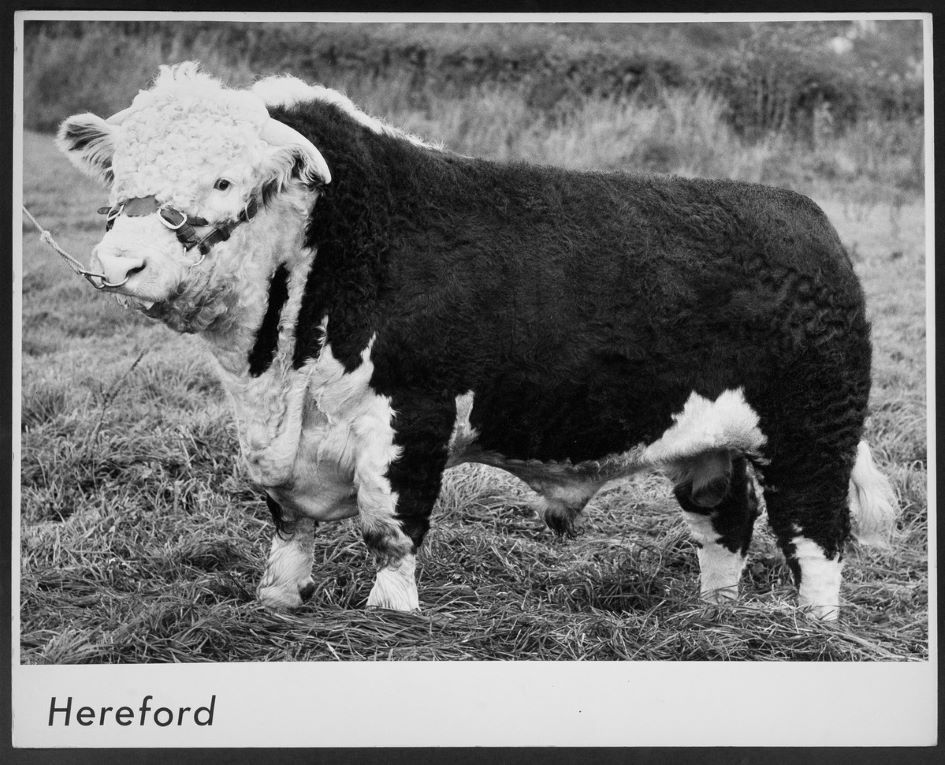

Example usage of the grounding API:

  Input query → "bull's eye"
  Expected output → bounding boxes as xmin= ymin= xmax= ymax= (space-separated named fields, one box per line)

xmin=213 ymin=178 xmax=233 ymax=191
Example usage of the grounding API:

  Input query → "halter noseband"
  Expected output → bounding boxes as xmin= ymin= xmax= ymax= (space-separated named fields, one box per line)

xmin=97 ymin=195 xmax=259 ymax=260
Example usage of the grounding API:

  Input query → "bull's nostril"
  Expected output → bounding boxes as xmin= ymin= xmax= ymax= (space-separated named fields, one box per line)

xmin=92 ymin=251 xmax=147 ymax=287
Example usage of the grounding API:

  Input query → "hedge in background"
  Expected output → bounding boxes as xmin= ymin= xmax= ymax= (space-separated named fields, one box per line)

xmin=24 ymin=20 xmax=923 ymax=139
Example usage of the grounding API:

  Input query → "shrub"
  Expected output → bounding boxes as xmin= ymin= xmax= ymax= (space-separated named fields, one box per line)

xmin=703 ymin=23 xmax=923 ymax=140
xmin=25 ymin=20 xmax=922 ymax=138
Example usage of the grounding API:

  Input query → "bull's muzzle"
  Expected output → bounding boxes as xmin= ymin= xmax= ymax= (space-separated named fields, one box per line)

xmin=89 ymin=247 xmax=145 ymax=289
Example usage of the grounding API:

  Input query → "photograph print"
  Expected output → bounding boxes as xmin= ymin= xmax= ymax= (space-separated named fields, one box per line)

xmin=17 ymin=15 xmax=929 ymax=671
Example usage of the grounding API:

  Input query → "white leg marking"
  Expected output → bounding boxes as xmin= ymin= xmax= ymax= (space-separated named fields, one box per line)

xmin=367 ymin=554 xmax=419 ymax=611
xmin=256 ymin=517 xmax=317 ymax=611
xmin=683 ymin=511 xmax=746 ymax=603
xmin=792 ymin=536 xmax=842 ymax=621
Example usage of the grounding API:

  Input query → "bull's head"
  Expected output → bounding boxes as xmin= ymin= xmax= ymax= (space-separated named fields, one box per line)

xmin=56 ymin=62 xmax=330 ymax=333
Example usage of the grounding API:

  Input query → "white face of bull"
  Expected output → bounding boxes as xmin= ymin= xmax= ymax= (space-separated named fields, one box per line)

xmin=56 ymin=63 xmax=330 ymax=331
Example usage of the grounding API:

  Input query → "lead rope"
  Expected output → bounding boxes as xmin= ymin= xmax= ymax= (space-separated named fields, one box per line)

xmin=21 ymin=205 xmax=127 ymax=289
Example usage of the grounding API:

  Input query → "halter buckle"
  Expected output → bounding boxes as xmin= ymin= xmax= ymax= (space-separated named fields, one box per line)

xmin=158 ymin=205 xmax=187 ymax=230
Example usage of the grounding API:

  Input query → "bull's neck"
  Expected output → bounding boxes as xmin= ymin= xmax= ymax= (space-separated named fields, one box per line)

xmin=198 ymin=190 xmax=316 ymax=384
xmin=273 ymin=108 xmax=443 ymax=371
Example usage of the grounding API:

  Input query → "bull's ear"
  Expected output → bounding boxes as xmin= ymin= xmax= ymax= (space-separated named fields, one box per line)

xmin=56 ymin=113 xmax=115 ymax=186
xmin=258 ymin=118 xmax=331 ymax=203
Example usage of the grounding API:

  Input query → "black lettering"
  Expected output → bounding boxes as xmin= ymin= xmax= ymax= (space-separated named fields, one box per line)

xmin=48 ymin=696 xmax=72 ymax=726
xmin=194 ymin=695 xmax=216 ymax=726
xmin=139 ymin=695 xmax=153 ymax=725
xmin=46 ymin=696 xmax=216 ymax=728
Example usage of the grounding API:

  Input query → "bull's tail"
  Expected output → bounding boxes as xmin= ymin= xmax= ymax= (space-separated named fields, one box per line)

xmin=848 ymin=440 xmax=899 ymax=546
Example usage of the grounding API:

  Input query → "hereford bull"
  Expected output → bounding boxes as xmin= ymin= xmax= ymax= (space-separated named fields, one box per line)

xmin=57 ymin=62 xmax=897 ymax=621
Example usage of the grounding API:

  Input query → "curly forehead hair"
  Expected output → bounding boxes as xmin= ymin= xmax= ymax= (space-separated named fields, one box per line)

xmin=154 ymin=61 xmax=214 ymax=87
xmin=109 ymin=63 xmax=271 ymax=204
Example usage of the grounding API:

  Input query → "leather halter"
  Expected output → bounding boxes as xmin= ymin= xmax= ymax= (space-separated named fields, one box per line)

xmin=97 ymin=195 xmax=259 ymax=257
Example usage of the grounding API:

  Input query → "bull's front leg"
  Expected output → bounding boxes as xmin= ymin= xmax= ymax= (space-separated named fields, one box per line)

xmin=356 ymin=395 xmax=455 ymax=611
xmin=358 ymin=476 xmax=420 ymax=611
xmin=256 ymin=495 xmax=317 ymax=610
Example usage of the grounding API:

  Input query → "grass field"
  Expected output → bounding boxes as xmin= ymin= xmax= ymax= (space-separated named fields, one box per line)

xmin=18 ymin=61 xmax=928 ymax=662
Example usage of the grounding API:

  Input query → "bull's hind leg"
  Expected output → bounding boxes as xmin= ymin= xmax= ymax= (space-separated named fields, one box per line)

xmin=674 ymin=454 xmax=761 ymax=603
xmin=256 ymin=495 xmax=318 ymax=610
xmin=762 ymin=454 xmax=855 ymax=621
xmin=759 ymin=365 xmax=868 ymax=621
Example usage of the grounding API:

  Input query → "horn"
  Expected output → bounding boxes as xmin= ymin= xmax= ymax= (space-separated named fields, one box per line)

xmin=106 ymin=106 xmax=134 ymax=125
xmin=260 ymin=118 xmax=331 ymax=185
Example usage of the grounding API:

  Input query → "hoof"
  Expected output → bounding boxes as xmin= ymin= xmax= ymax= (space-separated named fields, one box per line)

xmin=799 ymin=603 xmax=840 ymax=621
xmin=366 ymin=565 xmax=419 ymax=612
xmin=366 ymin=602 xmax=420 ymax=613
xmin=366 ymin=587 xmax=419 ymax=612
xmin=700 ymin=585 xmax=738 ymax=605
xmin=257 ymin=577 xmax=316 ymax=611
